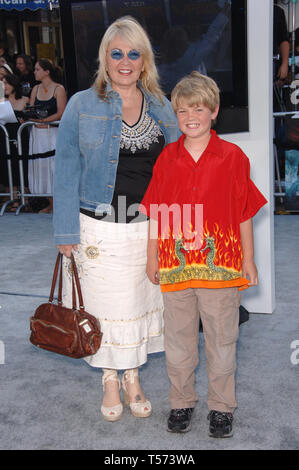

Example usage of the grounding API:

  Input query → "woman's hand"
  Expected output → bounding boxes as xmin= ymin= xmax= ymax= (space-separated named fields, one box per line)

xmin=146 ymin=257 xmax=160 ymax=285
xmin=56 ymin=244 xmax=78 ymax=258
xmin=32 ymin=118 xmax=48 ymax=129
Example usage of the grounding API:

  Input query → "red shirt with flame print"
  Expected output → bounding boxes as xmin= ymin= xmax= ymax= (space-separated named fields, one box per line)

xmin=140 ymin=130 xmax=267 ymax=293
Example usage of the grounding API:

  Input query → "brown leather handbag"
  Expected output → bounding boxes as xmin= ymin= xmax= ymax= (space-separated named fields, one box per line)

xmin=30 ymin=253 xmax=103 ymax=358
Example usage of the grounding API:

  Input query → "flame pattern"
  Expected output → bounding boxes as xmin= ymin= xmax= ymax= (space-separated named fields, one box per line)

xmin=159 ymin=220 xmax=243 ymax=284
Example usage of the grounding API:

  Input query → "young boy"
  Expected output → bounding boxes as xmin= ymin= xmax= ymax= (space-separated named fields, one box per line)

xmin=140 ymin=72 xmax=267 ymax=437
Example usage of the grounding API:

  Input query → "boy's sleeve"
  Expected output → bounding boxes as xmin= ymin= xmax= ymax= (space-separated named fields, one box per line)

xmin=237 ymin=152 xmax=267 ymax=223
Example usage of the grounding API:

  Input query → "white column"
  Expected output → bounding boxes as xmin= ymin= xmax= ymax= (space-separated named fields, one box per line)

xmin=220 ymin=0 xmax=275 ymax=313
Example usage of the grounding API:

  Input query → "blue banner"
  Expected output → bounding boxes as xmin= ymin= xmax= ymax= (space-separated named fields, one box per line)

xmin=0 ymin=0 xmax=59 ymax=10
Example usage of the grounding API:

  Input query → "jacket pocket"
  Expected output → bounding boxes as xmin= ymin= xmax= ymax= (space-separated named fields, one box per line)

xmin=79 ymin=114 xmax=107 ymax=150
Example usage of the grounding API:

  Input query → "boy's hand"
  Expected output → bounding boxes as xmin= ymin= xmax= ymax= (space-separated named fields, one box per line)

xmin=146 ymin=258 xmax=160 ymax=285
xmin=242 ymin=259 xmax=258 ymax=286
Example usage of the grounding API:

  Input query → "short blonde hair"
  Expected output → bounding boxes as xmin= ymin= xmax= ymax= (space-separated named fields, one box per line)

xmin=94 ymin=16 xmax=164 ymax=102
xmin=171 ymin=71 xmax=220 ymax=113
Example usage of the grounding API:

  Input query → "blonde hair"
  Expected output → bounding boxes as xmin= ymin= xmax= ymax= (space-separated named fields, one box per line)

xmin=171 ymin=71 xmax=220 ymax=113
xmin=94 ymin=16 xmax=164 ymax=102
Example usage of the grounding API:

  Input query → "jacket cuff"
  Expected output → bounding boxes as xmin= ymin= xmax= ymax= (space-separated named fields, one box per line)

xmin=54 ymin=234 xmax=80 ymax=246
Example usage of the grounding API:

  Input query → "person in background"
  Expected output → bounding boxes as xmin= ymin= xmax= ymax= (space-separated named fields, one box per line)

xmin=53 ymin=16 xmax=180 ymax=423
xmin=273 ymin=1 xmax=290 ymax=83
xmin=0 ymin=63 xmax=13 ymax=81
xmin=293 ymin=28 xmax=299 ymax=78
xmin=0 ymin=43 xmax=12 ymax=67
xmin=15 ymin=54 xmax=37 ymax=97
xmin=28 ymin=59 xmax=67 ymax=213
xmin=0 ymin=74 xmax=29 ymax=210
xmin=3 ymin=74 xmax=29 ymax=110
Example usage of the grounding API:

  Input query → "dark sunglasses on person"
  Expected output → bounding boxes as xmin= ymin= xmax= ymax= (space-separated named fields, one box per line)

xmin=110 ymin=49 xmax=141 ymax=61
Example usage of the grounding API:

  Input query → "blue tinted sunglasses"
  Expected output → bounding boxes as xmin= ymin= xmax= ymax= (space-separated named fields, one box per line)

xmin=110 ymin=48 xmax=141 ymax=61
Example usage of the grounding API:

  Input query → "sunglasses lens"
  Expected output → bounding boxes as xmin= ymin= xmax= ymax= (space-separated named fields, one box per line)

xmin=127 ymin=50 xmax=141 ymax=60
xmin=110 ymin=49 xmax=124 ymax=60
xmin=110 ymin=49 xmax=141 ymax=60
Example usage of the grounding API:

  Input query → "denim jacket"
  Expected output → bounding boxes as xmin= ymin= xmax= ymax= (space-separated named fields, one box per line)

xmin=53 ymin=85 xmax=180 ymax=245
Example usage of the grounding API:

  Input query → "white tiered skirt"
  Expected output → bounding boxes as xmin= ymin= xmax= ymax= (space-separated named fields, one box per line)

xmin=28 ymin=126 xmax=58 ymax=195
xmin=62 ymin=213 xmax=164 ymax=369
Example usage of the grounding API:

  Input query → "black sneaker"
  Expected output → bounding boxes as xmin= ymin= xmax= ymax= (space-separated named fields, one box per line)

xmin=207 ymin=410 xmax=233 ymax=438
xmin=167 ymin=408 xmax=194 ymax=433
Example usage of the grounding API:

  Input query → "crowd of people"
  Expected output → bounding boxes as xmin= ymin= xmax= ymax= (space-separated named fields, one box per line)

xmin=0 ymin=51 xmax=66 ymax=213
xmin=0 ymin=0 xmax=294 ymax=214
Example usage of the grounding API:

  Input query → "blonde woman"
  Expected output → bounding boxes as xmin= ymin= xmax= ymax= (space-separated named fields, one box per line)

xmin=54 ymin=16 xmax=180 ymax=422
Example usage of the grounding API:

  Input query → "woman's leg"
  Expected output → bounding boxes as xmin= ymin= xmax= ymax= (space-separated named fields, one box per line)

xmin=122 ymin=368 xmax=147 ymax=403
xmin=101 ymin=368 xmax=123 ymax=421
xmin=122 ymin=368 xmax=152 ymax=417
xmin=39 ymin=196 xmax=53 ymax=213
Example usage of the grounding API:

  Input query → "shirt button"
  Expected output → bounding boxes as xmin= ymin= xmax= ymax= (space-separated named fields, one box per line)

xmin=110 ymin=160 xmax=116 ymax=163
xmin=107 ymin=184 xmax=113 ymax=188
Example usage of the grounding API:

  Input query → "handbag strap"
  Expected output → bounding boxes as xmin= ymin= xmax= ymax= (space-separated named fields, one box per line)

xmin=48 ymin=252 xmax=85 ymax=311
xmin=70 ymin=253 xmax=85 ymax=311
xmin=58 ymin=255 xmax=63 ymax=305
xmin=49 ymin=252 xmax=61 ymax=303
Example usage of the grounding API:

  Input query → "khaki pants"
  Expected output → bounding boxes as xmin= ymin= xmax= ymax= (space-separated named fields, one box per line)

xmin=163 ymin=287 xmax=242 ymax=413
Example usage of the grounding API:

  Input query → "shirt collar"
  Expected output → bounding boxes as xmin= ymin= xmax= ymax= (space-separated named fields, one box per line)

xmin=178 ymin=129 xmax=223 ymax=159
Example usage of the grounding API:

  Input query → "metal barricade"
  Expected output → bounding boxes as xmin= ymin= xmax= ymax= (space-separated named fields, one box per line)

xmin=16 ymin=121 xmax=60 ymax=215
xmin=0 ymin=124 xmax=17 ymax=216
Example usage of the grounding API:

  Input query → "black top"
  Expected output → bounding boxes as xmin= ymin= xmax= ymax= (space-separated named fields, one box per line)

xmin=109 ymin=133 xmax=165 ymax=223
xmin=273 ymin=5 xmax=289 ymax=55
xmin=81 ymin=95 xmax=165 ymax=223
xmin=34 ymin=85 xmax=58 ymax=117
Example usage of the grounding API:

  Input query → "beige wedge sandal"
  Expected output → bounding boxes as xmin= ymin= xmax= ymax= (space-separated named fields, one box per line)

xmin=121 ymin=369 xmax=152 ymax=418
